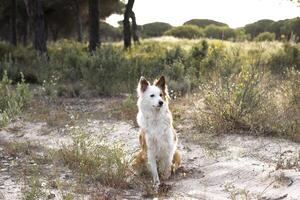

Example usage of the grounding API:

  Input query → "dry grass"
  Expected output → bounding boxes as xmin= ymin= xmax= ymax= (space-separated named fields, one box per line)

xmin=54 ymin=127 xmax=131 ymax=189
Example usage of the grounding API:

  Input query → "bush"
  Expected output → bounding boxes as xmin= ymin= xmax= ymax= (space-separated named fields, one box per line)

xmin=204 ymin=25 xmax=236 ymax=40
xmin=194 ymin=62 xmax=299 ymax=138
xmin=0 ymin=41 xmax=13 ymax=59
xmin=164 ymin=25 xmax=204 ymax=39
xmin=141 ymin=22 xmax=172 ymax=38
xmin=194 ymin=64 xmax=269 ymax=134
xmin=254 ymin=32 xmax=276 ymax=41
xmin=0 ymin=71 xmax=31 ymax=127
xmin=269 ymin=43 xmax=300 ymax=74
xmin=81 ymin=45 xmax=128 ymax=95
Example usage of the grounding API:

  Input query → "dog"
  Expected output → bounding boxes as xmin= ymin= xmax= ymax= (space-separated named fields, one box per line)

xmin=132 ymin=76 xmax=181 ymax=187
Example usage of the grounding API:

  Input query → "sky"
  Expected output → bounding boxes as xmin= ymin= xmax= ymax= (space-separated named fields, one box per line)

xmin=106 ymin=0 xmax=300 ymax=28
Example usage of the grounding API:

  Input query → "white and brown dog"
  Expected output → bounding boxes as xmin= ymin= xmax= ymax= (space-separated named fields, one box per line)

xmin=132 ymin=76 xmax=181 ymax=187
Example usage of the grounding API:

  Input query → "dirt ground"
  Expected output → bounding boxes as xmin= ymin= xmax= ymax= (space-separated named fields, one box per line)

xmin=0 ymin=97 xmax=299 ymax=200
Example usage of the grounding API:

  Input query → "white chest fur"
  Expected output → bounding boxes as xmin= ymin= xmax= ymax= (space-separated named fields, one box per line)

xmin=137 ymin=109 xmax=176 ymax=159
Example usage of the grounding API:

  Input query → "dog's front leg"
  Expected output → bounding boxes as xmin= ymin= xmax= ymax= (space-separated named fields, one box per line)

xmin=147 ymin=150 xmax=160 ymax=187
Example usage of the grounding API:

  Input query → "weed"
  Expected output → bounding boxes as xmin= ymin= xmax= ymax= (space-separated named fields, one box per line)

xmin=56 ymin=127 xmax=130 ymax=188
xmin=0 ymin=71 xmax=31 ymax=127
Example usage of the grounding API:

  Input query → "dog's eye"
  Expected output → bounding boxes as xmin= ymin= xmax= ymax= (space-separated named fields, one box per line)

xmin=160 ymin=93 xmax=163 ymax=97
xmin=150 ymin=94 xmax=155 ymax=97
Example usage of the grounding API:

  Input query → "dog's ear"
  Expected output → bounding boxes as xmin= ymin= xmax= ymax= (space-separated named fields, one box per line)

xmin=155 ymin=76 xmax=166 ymax=91
xmin=137 ymin=76 xmax=149 ymax=95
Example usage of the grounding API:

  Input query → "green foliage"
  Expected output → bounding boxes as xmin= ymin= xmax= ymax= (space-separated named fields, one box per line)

xmin=234 ymin=28 xmax=250 ymax=41
xmin=245 ymin=18 xmax=300 ymax=41
xmin=0 ymin=0 xmax=124 ymax=42
xmin=81 ymin=45 xmax=128 ymax=95
xmin=244 ymin=19 xmax=274 ymax=39
xmin=0 ymin=71 xmax=31 ymax=127
xmin=269 ymin=43 xmax=300 ymax=74
xmin=184 ymin=19 xmax=228 ymax=28
xmin=0 ymin=41 xmax=13 ymax=58
xmin=100 ymin=21 xmax=122 ymax=41
xmin=164 ymin=25 xmax=204 ymax=39
xmin=254 ymin=32 xmax=275 ymax=41
xmin=204 ymin=25 xmax=236 ymax=40
xmin=141 ymin=22 xmax=172 ymax=38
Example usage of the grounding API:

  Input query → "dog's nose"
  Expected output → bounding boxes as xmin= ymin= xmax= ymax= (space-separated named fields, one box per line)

xmin=159 ymin=101 xmax=163 ymax=106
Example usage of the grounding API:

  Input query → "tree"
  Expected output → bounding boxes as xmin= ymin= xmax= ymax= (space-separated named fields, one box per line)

xmin=141 ymin=22 xmax=172 ymax=38
xmin=130 ymin=10 xmax=139 ymax=44
xmin=0 ymin=0 xmax=124 ymax=44
xmin=74 ymin=0 xmax=83 ymax=42
xmin=33 ymin=0 xmax=47 ymax=54
xmin=89 ymin=0 xmax=100 ymax=52
xmin=244 ymin=19 xmax=274 ymax=39
xmin=123 ymin=0 xmax=134 ymax=49
xmin=184 ymin=19 xmax=228 ymax=28
xmin=254 ymin=32 xmax=275 ymax=41
xmin=11 ymin=0 xmax=17 ymax=46
xmin=164 ymin=25 xmax=204 ymax=39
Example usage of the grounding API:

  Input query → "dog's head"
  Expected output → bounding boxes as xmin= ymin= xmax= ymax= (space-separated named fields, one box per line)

xmin=137 ymin=76 xmax=169 ymax=111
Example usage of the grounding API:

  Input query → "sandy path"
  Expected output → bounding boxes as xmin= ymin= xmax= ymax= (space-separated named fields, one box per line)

xmin=0 ymin=98 xmax=299 ymax=200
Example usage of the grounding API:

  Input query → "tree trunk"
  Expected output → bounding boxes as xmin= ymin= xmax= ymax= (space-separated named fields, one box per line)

xmin=11 ymin=0 xmax=17 ymax=46
xmin=123 ymin=0 xmax=134 ymax=49
xmin=74 ymin=0 xmax=83 ymax=42
xmin=89 ymin=0 xmax=100 ymax=52
xmin=33 ymin=0 xmax=47 ymax=55
xmin=23 ymin=0 xmax=33 ymax=45
xmin=22 ymin=12 xmax=29 ymax=45
xmin=130 ymin=10 xmax=139 ymax=44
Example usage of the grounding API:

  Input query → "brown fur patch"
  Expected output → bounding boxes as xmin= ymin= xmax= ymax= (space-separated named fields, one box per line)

xmin=154 ymin=76 xmax=169 ymax=101
xmin=139 ymin=77 xmax=149 ymax=93
xmin=132 ymin=129 xmax=148 ymax=173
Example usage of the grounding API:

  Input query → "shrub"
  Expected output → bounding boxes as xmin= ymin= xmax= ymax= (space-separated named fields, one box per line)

xmin=194 ymin=64 xmax=269 ymax=134
xmin=269 ymin=43 xmax=300 ymax=74
xmin=204 ymin=25 xmax=236 ymax=40
xmin=163 ymin=25 xmax=204 ymax=39
xmin=274 ymin=68 xmax=300 ymax=139
xmin=254 ymin=32 xmax=276 ymax=41
xmin=141 ymin=22 xmax=172 ymax=38
xmin=0 ymin=71 xmax=31 ymax=127
xmin=0 ymin=41 xmax=13 ymax=59
xmin=81 ymin=45 xmax=129 ymax=95
xmin=194 ymin=63 xmax=299 ymax=138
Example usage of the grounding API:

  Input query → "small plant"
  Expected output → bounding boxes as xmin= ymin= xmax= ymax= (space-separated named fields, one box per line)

xmin=224 ymin=183 xmax=253 ymax=200
xmin=42 ymin=74 xmax=59 ymax=100
xmin=56 ymin=126 xmax=130 ymax=188
xmin=22 ymin=175 xmax=46 ymax=200
xmin=0 ymin=71 xmax=31 ymax=127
